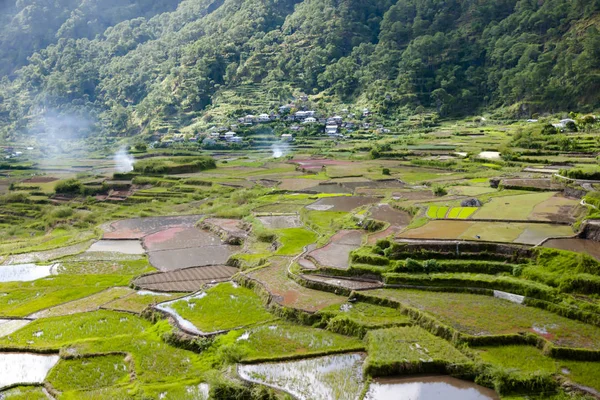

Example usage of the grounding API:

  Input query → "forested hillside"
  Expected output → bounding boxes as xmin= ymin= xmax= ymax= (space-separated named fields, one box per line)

xmin=0 ymin=0 xmax=599 ymax=140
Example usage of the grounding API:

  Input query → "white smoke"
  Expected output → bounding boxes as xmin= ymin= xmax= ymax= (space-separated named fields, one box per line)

xmin=114 ymin=146 xmax=134 ymax=172
xmin=271 ymin=142 xmax=290 ymax=158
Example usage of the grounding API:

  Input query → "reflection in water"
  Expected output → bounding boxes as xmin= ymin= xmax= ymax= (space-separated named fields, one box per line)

xmin=239 ymin=353 xmax=365 ymax=400
xmin=0 ymin=353 xmax=60 ymax=389
xmin=0 ymin=263 xmax=55 ymax=282
xmin=543 ymin=238 xmax=600 ymax=261
xmin=364 ymin=376 xmax=500 ymax=400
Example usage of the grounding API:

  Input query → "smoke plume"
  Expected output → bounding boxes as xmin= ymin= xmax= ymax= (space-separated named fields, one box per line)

xmin=114 ymin=146 xmax=134 ymax=172
xmin=271 ymin=142 xmax=290 ymax=158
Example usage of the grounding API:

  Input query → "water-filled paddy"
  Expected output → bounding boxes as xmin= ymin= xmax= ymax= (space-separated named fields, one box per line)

xmin=87 ymin=240 xmax=145 ymax=254
xmin=0 ymin=353 xmax=59 ymax=389
xmin=543 ymin=238 xmax=600 ymax=260
xmin=0 ymin=263 xmax=55 ymax=282
xmin=238 ymin=353 xmax=365 ymax=400
xmin=364 ymin=376 xmax=500 ymax=400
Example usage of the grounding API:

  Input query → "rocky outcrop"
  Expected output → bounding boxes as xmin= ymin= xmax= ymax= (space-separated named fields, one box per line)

xmin=579 ymin=221 xmax=600 ymax=242
xmin=461 ymin=198 xmax=482 ymax=207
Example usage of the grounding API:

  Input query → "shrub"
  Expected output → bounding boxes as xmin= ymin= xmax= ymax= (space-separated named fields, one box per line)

xmin=382 ymin=168 xmax=390 ymax=175
xmin=54 ymin=179 xmax=84 ymax=195
xmin=541 ymin=124 xmax=558 ymax=135
xmin=432 ymin=185 xmax=447 ymax=197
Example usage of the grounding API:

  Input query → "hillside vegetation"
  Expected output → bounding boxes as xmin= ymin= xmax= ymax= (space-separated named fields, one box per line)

xmin=0 ymin=0 xmax=599 ymax=140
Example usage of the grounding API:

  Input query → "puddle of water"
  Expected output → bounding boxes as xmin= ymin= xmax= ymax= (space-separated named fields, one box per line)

xmin=532 ymin=324 xmax=557 ymax=335
xmin=0 ymin=320 xmax=31 ymax=337
xmin=137 ymin=290 xmax=172 ymax=297
xmin=493 ymin=290 xmax=525 ymax=305
xmin=87 ymin=240 xmax=145 ymax=255
xmin=0 ymin=353 xmax=60 ymax=389
xmin=155 ymin=292 xmax=208 ymax=335
xmin=0 ymin=264 xmax=55 ymax=282
xmin=238 ymin=353 xmax=365 ymax=400
xmin=478 ymin=152 xmax=501 ymax=160
xmin=364 ymin=376 xmax=500 ymax=400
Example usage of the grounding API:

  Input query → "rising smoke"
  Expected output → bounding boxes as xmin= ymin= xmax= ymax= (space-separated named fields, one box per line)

xmin=114 ymin=146 xmax=135 ymax=172
xmin=271 ymin=142 xmax=290 ymax=158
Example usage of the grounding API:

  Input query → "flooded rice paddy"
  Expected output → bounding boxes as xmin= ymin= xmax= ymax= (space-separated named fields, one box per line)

xmin=0 ymin=263 xmax=56 ymax=282
xmin=238 ymin=353 xmax=365 ymax=400
xmin=364 ymin=376 xmax=500 ymax=400
xmin=0 ymin=320 xmax=32 ymax=337
xmin=155 ymin=292 xmax=208 ymax=335
xmin=0 ymin=353 xmax=60 ymax=388
xmin=542 ymin=238 xmax=600 ymax=260
xmin=87 ymin=240 xmax=145 ymax=254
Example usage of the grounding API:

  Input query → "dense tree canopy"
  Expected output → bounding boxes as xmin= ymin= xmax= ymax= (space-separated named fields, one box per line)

xmin=0 ymin=0 xmax=599 ymax=140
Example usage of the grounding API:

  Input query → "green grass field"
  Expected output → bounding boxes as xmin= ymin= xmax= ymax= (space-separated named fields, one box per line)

xmin=368 ymin=289 xmax=600 ymax=349
xmin=168 ymin=283 xmax=275 ymax=333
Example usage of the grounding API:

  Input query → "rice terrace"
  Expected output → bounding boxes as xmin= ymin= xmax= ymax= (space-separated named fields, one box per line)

xmin=1 ymin=0 xmax=600 ymax=397
xmin=1 ymin=114 xmax=600 ymax=400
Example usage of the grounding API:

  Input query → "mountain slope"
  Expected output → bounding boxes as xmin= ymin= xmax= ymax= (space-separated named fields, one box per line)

xmin=0 ymin=0 xmax=599 ymax=140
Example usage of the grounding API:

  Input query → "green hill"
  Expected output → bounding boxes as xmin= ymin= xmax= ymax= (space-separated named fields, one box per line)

xmin=0 ymin=0 xmax=599 ymax=140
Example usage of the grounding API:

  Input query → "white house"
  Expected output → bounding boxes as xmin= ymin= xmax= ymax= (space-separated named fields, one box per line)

xmin=325 ymin=124 xmax=338 ymax=135
xmin=224 ymin=131 xmax=237 ymax=139
xmin=243 ymin=115 xmax=256 ymax=124
xmin=281 ymin=134 xmax=293 ymax=141
xmin=258 ymin=113 xmax=270 ymax=122
xmin=332 ymin=115 xmax=343 ymax=124
xmin=229 ymin=136 xmax=243 ymax=143
xmin=303 ymin=117 xmax=317 ymax=124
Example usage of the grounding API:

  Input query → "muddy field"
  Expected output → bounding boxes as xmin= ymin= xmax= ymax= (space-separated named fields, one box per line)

xmin=143 ymin=227 xmax=223 ymax=251
xmin=257 ymin=215 xmax=302 ymax=229
xmin=306 ymin=196 xmax=377 ymax=212
xmin=307 ymin=230 xmax=363 ymax=270
xmin=103 ymin=215 xmax=202 ymax=239
xmin=369 ymin=204 xmax=412 ymax=226
xmin=247 ymin=257 xmax=345 ymax=312
xmin=134 ymin=266 xmax=239 ymax=292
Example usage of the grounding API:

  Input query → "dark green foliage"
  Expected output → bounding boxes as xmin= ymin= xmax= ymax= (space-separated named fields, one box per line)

xmin=559 ymin=168 xmax=600 ymax=180
xmin=54 ymin=179 xmax=84 ymax=195
xmin=1 ymin=0 xmax=600 ymax=140
xmin=133 ymin=157 xmax=216 ymax=175
xmin=541 ymin=124 xmax=558 ymax=135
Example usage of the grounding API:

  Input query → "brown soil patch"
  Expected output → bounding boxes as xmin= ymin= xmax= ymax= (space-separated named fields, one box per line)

xmin=306 ymin=196 xmax=377 ymax=212
xmin=148 ymin=245 xmax=237 ymax=271
xmin=143 ymin=227 xmax=223 ymax=251
xmin=399 ymin=220 xmax=473 ymax=240
xmin=307 ymin=230 xmax=363 ymax=270
xmin=392 ymin=191 xmax=435 ymax=201
xmin=369 ymin=204 xmax=412 ymax=226
xmin=22 ymin=177 xmax=58 ymax=184
xmin=279 ymin=179 xmax=324 ymax=191
xmin=247 ymin=258 xmax=345 ymax=312
xmin=103 ymin=215 xmax=201 ymax=239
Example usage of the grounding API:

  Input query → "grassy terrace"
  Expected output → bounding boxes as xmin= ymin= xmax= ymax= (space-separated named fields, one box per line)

xmin=476 ymin=345 xmax=600 ymax=392
xmin=168 ymin=283 xmax=275 ymax=333
xmin=364 ymin=326 xmax=471 ymax=376
xmin=366 ymin=288 xmax=600 ymax=349
xmin=218 ymin=322 xmax=364 ymax=362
